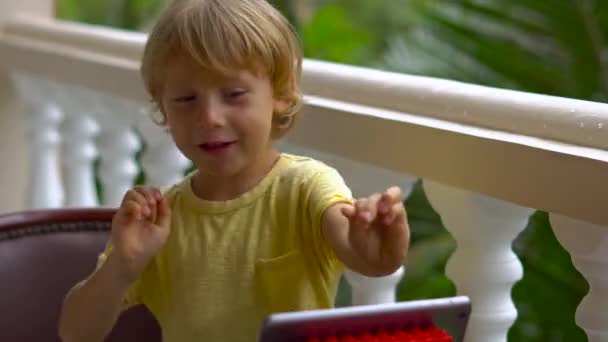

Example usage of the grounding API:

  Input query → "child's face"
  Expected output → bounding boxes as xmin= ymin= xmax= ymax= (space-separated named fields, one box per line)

xmin=161 ymin=54 xmax=284 ymax=177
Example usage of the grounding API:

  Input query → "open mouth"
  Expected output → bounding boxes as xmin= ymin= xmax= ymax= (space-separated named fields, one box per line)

xmin=198 ymin=141 xmax=236 ymax=154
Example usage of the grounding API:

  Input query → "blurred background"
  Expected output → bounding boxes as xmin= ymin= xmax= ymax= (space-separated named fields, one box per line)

xmin=55 ymin=1 xmax=607 ymax=340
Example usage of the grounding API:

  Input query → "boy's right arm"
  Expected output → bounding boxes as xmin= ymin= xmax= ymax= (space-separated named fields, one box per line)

xmin=58 ymin=253 xmax=133 ymax=342
xmin=59 ymin=186 xmax=171 ymax=342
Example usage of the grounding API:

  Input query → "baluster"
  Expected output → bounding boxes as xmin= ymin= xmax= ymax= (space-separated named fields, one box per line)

xmin=61 ymin=113 xmax=100 ymax=207
xmin=345 ymin=267 xmax=405 ymax=305
xmin=51 ymin=84 xmax=101 ymax=207
xmin=96 ymin=95 xmax=141 ymax=206
xmin=424 ymin=181 xmax=533 ymax=342
xmin=12 ymin=74 xmax=65 ymax=208
xmin=550 ymin=215 xmax=608 ymax=341
xmin=26 ymin=103 xmax=64 ymax=208
xmin=137 ymin=114 xmax=190 ymax=187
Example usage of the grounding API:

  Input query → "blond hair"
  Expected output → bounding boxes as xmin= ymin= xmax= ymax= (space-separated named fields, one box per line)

xmin=141 ymin=0 xmax=303 ymax=138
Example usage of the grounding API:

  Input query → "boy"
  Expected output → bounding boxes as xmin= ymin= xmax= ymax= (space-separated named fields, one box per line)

xmin=59 ymin=0 xmax=409 ymax=341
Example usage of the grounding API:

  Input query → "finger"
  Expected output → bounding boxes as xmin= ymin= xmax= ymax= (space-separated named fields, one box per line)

xmin=359 ymin=194 xmax=382 ymax=223
xmin=383 ymin=202 xmax=406 ymax=226
xmin=133 ymin=186 xmax=158 ymax=206
xmin=348 ymin=207 xmax=369 ymax=235
xmin=123 ymin=200 xmax=144 ymax=222
xmin=134 ymin=186 xmax=162 ymax=221
xmin=155 ymin=194 xmax=171 ymax=228
xmin=354 ymin=198 xmax=371 ymax=223
xmin=153 ymin=187 xmax=163 ymax=202
xmin=340 ymin=203 xmax=356 ymax=218
xmin=379 ymin=187 xmax=402 ymax=213
xmin=366 ymin=193 xmax=382 ymax=222
xmin=383 ymin=202 xmax=410 ymax=250
xmin=124 ymin=189 xmax=151 ymax=217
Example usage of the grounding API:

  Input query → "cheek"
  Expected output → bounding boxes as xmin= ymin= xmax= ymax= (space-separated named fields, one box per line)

xmin=250 ymin=109 xmax=274 ymax=135
xmin=166 ymin=124 xmax=183 ymax=145
xmin=234 ymin=102 xmax=273 ymax=129
xmin=165 ymin=108 xmax=191 ymax=128
xmin=165 ymin=114 xmax=190 ymax=141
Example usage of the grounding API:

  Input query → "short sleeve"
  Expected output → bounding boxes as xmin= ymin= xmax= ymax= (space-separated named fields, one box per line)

xmin=305 ymin=166 xmax=354 ymax=270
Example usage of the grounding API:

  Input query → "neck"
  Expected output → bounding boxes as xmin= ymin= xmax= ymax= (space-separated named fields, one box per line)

xmin=191 ymin=148 xmax=280 ymax=201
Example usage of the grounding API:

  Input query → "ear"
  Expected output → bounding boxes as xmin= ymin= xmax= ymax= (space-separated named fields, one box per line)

xmin=273 ymin=97 xmax=291 ymax=115
xmin=155 ymin=99 xmax=170 ymax=126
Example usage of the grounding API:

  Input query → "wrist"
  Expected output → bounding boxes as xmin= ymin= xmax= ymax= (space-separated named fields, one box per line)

xmin=103 ymin=253 xmax=140 ymax=287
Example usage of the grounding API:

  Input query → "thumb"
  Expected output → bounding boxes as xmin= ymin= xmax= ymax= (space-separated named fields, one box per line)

xmin=340 ymin=203 xmax=356 ymax=218
xmin=122 ymin=201 xmax=143 ymax=224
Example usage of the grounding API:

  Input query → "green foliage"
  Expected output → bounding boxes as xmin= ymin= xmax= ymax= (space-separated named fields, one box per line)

xmin=384 ymin=0 xmax=608 ymax=102
xmin=511 ymin=212 xmax=588 ymax=341
xmin=302 ymin=5 xmax=371 ymax=64
xmin=315 ymin=0 xmax=412 ymax=66
xmin=56 ymin=0 xmax=164 ymax=30
xmin=268 ymin=0 xmax=301 ymax=32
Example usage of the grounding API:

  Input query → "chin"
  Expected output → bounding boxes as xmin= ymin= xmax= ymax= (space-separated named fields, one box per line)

xmin=196 ymin=160 xmax=243 ymax=178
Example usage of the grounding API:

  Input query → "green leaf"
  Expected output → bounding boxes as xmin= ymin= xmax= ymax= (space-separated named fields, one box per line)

xmin=386 ymin=0 xmax=608 ymax=101
xmin=56 ymin=0 xmax=165 ymax=30
xmin=303 ymin=5 xmax=371 ymax=64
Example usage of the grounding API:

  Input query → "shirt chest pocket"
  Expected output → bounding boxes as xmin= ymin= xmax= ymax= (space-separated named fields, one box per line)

xmin=254 ymin=250 xmax=317 ymax=314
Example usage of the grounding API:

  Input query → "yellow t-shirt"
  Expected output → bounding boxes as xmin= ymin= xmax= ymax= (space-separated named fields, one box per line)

xmin=99 ymin=154 xmax=353 ymax=341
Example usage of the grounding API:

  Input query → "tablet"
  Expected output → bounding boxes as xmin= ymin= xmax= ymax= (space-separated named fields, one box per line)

xmin=258 ymin=296 xmax=471 ymax=342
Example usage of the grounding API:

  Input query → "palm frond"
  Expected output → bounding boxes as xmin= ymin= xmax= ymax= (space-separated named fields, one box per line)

xmin=385 ymin=0 xmax=608 ymax=101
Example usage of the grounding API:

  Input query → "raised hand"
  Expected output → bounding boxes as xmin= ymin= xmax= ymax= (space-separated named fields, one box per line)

xmin=341 ymin=186 xmax=410 ymax=275
xmin=110 ymin=186 xmax=171 ymax=282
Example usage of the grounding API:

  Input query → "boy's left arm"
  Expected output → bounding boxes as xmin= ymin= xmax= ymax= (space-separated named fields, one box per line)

xmin=322 ymin=186 xmax=410 ymax=277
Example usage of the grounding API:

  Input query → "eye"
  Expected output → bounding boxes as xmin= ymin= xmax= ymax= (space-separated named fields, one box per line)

xmin=173 ymin=95 xmax=196 ymax=103
xmin=224 ymin=89 xmax=247 ymax=100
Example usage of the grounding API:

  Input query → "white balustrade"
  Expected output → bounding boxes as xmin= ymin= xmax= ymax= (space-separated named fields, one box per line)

xmin=424 ymin=181 xmax=533 ymax=342
xmin=95 ymin=94 xmax=142 ymax=206
xmin=137 ymin=114 xmax=191 ymax=188
xmin=550 ymin=215 xmax=608 ymax=342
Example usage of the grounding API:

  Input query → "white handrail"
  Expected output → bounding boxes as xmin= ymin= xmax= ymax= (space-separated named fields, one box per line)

xmin=302 ymin=60 xmax=608 ymax=150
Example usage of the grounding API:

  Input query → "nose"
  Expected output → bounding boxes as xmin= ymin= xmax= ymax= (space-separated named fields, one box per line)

xmin=196 ymin=96 xmax=226 ymax=128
